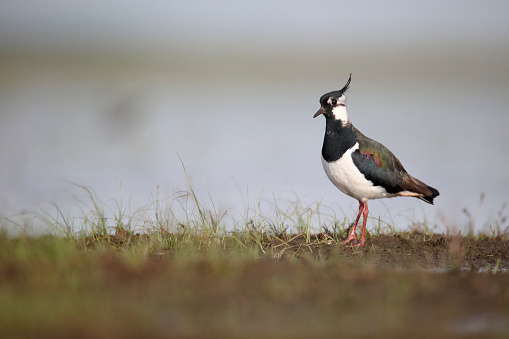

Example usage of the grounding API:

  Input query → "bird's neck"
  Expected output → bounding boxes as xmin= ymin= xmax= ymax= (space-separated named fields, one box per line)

xmin=322 ymin=115 xmax=357 ymax=162
xmin=331 ymin=105 xmax=349 ymax=125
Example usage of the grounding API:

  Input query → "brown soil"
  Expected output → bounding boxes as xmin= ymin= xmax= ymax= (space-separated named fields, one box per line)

xmin=3 ymin=234 xmax=509 ymax=338
xmin=264 ymin=232 xmax=509 ymax=272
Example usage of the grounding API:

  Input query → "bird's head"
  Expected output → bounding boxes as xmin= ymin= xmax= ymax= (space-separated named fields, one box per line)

xmin=313 ymin=74 xmax=351 ymax=123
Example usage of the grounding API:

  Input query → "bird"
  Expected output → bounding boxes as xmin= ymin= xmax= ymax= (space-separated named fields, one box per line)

xmin=313 ymin=74 xmax=439 ymax=247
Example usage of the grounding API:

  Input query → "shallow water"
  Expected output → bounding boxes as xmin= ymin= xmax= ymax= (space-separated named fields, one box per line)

xmin=1 ymin=2 xmax=508 ymax=233
xmin=1 ymin=49 xmax=508 ymax=233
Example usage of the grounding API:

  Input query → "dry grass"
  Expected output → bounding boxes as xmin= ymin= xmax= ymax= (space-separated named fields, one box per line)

xmin=1 ymin=228 xmax=509 ymax=338
xmin=1 ymin=181 xmax=508 ymax=338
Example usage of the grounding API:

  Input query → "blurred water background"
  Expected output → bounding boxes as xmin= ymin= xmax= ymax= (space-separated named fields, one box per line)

xmin=1 ymin=1 xmax=508 ymax=234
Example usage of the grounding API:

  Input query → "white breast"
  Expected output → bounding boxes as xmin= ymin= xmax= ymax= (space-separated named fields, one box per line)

xmin=321 ymin=142 xmax=390 ymax=201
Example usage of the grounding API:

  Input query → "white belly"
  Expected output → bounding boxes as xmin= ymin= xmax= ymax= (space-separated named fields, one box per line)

xmin=321 ymin=143 xmax=390 ymax=201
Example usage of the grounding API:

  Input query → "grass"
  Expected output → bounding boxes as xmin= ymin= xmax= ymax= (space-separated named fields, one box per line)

xmin=15 ymin=174 xmax=338 ymax=255
xmin=1 ymin=177 xmax=509 ymax=338
xmin=1 ymin=230 xmax=509 ymax=338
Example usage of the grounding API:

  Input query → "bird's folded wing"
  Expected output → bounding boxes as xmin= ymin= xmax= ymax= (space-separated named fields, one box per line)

xmin=352 ymin=128 xmax=408 ymax=193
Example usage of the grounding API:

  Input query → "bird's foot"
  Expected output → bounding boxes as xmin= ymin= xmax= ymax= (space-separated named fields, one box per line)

xmin=341 ymin=235 xmax=357 ymax=245
xmin=342 ymin=236 xmax=365 ymax=247
xmin=353 ymin=238 xmax=365 ymax=247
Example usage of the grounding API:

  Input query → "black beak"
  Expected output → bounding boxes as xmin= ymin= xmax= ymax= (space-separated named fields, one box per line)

xmin=313 ymin=107 xmax=325 ymax=118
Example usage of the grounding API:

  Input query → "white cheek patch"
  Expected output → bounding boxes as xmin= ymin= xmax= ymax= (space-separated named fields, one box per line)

xmin=331 ymin=105 xmax=349 ymax=124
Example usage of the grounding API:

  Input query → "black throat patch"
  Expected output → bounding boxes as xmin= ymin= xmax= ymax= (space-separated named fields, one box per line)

xmin=321 ymin=118 xmax=357 ymax=162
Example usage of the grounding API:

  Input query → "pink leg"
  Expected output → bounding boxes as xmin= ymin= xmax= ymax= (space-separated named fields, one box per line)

xmin=356 ymin=202 xmax=369 ymax=247
xmin=341 ymin=201 xmax=364 ymax=245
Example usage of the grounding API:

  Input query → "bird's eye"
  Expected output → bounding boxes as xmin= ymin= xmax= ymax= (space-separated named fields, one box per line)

xmin=331 ymin=98 xmax=337 ymax=106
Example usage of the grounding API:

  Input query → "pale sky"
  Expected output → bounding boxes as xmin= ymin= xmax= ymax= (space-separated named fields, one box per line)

xmin=1 ymin=1 xmax=507 ymax=52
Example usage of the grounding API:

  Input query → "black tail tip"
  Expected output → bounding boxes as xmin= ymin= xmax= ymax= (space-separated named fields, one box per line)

xmin=423 ymin=186 xmax=440 ymax=205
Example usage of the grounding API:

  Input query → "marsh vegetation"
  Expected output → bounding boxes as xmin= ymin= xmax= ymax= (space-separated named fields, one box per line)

xmin=1 ymin=185 xmax=508 ymax=338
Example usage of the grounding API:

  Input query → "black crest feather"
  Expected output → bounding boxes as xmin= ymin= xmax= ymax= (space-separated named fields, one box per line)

xmin=340 ymin=73 xmax=352 ymax=93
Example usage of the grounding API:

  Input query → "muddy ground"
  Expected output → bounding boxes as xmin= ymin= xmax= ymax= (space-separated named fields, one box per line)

xmin=2 ymin=233 xmax=509 ymax=338
xmin=263 ymin=232 xmax=509 ymax=272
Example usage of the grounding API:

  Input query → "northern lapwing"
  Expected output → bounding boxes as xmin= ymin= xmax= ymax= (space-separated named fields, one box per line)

xmin=314 ymin=74 xmax=439 ymax=247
